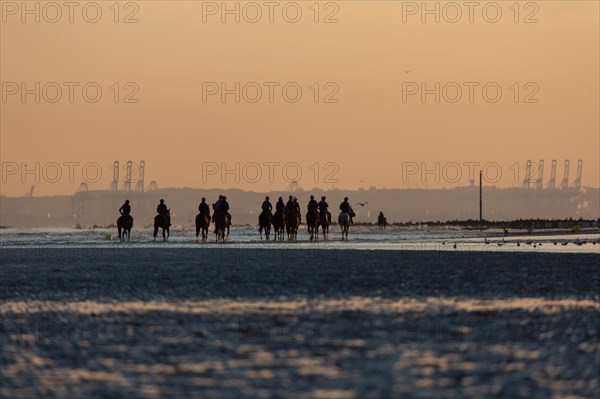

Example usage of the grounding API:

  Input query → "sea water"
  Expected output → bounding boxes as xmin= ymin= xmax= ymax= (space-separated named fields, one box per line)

xmin=1 ymin=226 xmax=598 ymax=254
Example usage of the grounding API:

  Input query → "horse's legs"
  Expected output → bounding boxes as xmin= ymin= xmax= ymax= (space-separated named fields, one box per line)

xmin=153 ymin=226 xmax=158 ymax=241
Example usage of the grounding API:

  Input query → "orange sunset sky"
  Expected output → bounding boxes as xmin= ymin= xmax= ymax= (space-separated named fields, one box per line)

xmin=1 ymin=1 xmax=598 ymax=196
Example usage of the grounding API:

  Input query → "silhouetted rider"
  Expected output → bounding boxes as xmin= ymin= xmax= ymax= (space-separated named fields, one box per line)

xmin=213 ymin=195 xmax=222 ymax=213
xmin=275 ymin=197 xmax=286 ymax=214
xmin=198 ymin=197 xmax=210 ymax=216
xmin=318 ymin=196 xmax=331 ymax=223
xmin=307 ymin=195 xmax=318 ymax=212
xmin=262 ymin=196 xmax=272 ymax=215
xmin=285 ymin=196 xmax=296 ymax=214
xmin=339 ymin=197 xmax=354 ymax=223
xmin=339 ymin=197 xmax=350 ymax=213
xmin=119 ymin=200 xmax=131 ymax=216
xmin=157 ymin=199 xmax=169 ymax=215
xmin=220 ymin=195 xmax=231 ymax=224
xmin=293 ymin=197 xmax=301 ymax=222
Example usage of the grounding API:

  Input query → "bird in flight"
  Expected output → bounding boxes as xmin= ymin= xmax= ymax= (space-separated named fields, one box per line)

xmin=404 ymin=70 xmax=411 ymax=74
xmin=355 ymin=202 xmax=368 ymax=207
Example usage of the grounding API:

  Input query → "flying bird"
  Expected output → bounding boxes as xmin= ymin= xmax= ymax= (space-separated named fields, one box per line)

xmin=404 ymin=70 xmax=411 ymax=73
xmin=355 ymin=202 xmax=368 ymax=207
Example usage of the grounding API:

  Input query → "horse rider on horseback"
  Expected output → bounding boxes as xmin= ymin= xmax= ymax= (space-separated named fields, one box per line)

xmin=285 ymin=196 xmax=294 ymax=213
xmin=307 ymin=195 xmax=318 ymax=212
xmin=293 ymin=197 xmax=301 ymax=222
xmin=318 ymin=196 xmax=331 ymax=223
xmin=212 ymin=195 xmax=222 ymax=222
xmin=156 ymin=199 xmax=170 ymax=224
xmin=157 ymin=199 xmax=169 ymax=215
xmin=119 ymin=200 xmax=133 ymax=222
xmin=220 ymin=195 xmax=232 ymax=225
xmin=198 ymin=197 xmax=210 ymax=217
xmin=285 ymin=195 xmax=301 ymax=222
xmin=275 ymin=197 xmax=286 ymax=214
xmin=262 ymin=196 xmax=273 ymax=216
xmin=293 ymin=197 xmax=300 ymax=212
xmin=339 ymin=197 xmax=354 ymax=224
xmin=213 ymin=195 xmax=222 ymax=212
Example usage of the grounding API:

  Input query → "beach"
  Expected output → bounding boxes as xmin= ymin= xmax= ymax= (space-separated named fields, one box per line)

xmin=1 ymin=247 xmax=599 ymax=398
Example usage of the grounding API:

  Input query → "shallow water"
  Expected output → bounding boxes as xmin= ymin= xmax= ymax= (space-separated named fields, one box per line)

xmin=1 ymin=226 xmax=598 ymax=254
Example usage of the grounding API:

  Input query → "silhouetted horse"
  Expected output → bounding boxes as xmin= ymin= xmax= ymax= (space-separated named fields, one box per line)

xmin=338 ymin=210 xmax=351 ymax=240
xmin=286 ymin=211 xmax=300 ymax=240
xmin=117 ymin=215 xmax=133 ymax=242
xmin=214 ymin=211 xmax=228 ymax=242
xmin=259 ymin=211 xmax=272 ymax=241
xmin=306 ymin=210 xmax=319 ymax=240
xmin=153 ymin=212 xmax=170 ymax=241
xmin=377 ymin=213 xmax=388 ymax=230
xmin=272 ymin=210 xmax=286 ymax=241
xmin=195 ymin=212 xmax=210 ymax=242
xmin=318 ymin=212 xmax=330 ymax=240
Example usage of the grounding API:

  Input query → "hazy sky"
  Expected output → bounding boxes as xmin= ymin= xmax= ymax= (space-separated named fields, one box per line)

xmin=1 ymin=1 xmax=598 ymax=196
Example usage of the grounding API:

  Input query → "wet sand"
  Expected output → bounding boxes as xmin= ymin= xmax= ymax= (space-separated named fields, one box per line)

xmin=1 ymin=248 xmax=599 ymax=398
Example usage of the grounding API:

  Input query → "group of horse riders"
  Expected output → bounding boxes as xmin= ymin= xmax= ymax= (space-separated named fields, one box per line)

xmin=258 ymin=195 xmax=356 ymax=224
xmin=117 ymin=195 xmax=356 ymax=228
xmin=116 ymin=195 xmax=365 ymax=241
